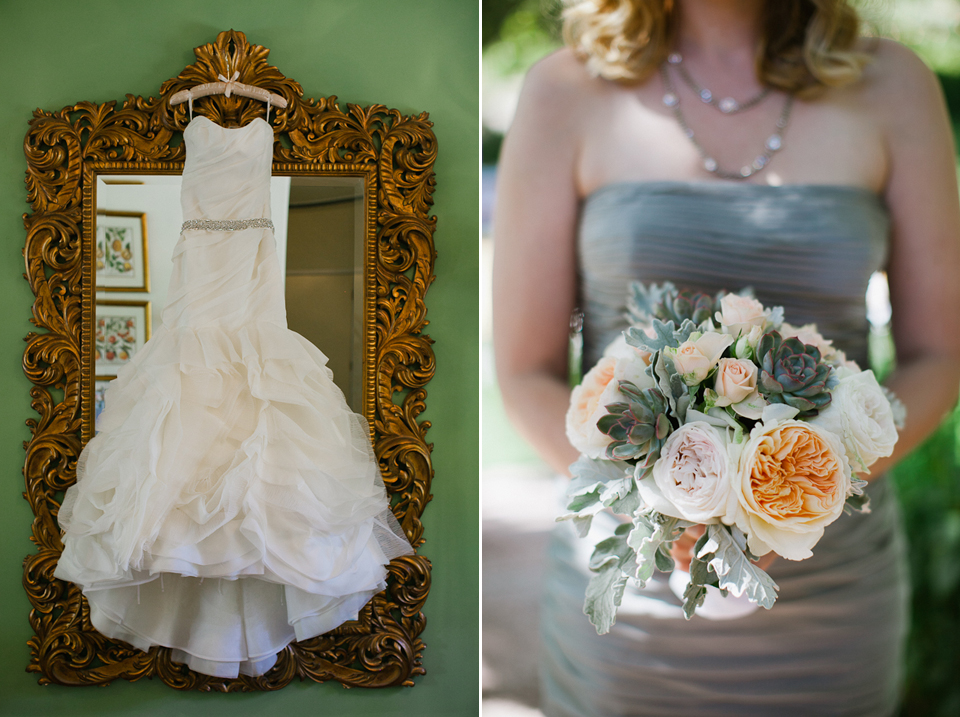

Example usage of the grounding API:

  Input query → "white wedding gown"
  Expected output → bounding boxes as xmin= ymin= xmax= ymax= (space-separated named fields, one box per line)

xmin=55 ymin=116 xmax=413 ymax=679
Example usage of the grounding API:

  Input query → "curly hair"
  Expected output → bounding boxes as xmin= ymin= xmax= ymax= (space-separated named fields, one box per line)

xmin=562 ymin=0 xmax=870 ymax=96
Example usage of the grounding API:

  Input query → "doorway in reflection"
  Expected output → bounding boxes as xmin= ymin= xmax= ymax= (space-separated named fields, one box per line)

xmin=284 ymin=177 xmax=365 ymax=412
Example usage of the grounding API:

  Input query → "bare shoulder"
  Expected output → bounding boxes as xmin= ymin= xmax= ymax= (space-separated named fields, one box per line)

xmin=856 ymin=38 xmax=947 ymax=131
xmin=518 ymin=48 xmax=618 ymax=120
xmin=524 ymin=48 xmax=600 ymax=94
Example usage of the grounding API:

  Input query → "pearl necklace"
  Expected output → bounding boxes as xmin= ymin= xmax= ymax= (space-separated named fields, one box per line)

xmin=659 ymin=62 xmax=794 ymax=180
xmin=667 ymin=53 xmax=770 ymax=114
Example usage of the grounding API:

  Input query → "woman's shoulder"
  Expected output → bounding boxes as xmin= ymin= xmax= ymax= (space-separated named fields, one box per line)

xmin=853 ymin=38 xmax=945 ymax=128
xmin=521 ymin=48 xmax=625 ymax=108
xmin=516 ymin=48 xmax=647 ymax=140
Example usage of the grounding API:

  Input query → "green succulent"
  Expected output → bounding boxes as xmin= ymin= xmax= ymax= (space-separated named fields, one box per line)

xmin=653 ymin=288 xmax=718 ymax=326
xmin=756 ymin=331 xmax=832 ymax=416
xmin=597 ymin=381 xmax=673 ymax=460
xmin=628 ymin=282 xmax=719 ymax=327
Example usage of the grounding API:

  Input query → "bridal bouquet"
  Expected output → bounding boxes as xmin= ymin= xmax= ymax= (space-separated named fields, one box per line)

xmin=561 ymin=282 xmax=904 ymax=633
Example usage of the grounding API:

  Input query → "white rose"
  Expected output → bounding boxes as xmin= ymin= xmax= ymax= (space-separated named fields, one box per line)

xmin=639 ymin=422 xmax=740 ymax=523
xmin=664 ymin=332 xmax=734 ymax=386
xmin=733 ymin=419 xmax=852 ymax=560
xmin=715 ymin=294 xmax=768 ymax=338
xmin=809 ymin=369 xmax=898 ymax=474
xmin=566 ymin=355 xmax=655 ymax=459
xmin=714 ymin=358 xmax=758 ymax=406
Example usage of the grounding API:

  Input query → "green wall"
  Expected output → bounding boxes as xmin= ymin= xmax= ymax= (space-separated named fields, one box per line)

xmin=0 ymin=1 xmax=479 ymax=715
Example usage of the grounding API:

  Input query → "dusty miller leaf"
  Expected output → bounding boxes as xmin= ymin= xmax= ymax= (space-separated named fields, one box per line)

xmin=700 ymin=524 xmax=779 ymax=609
xmin=653 ymin=351 xmax=689 ymax=422
xmin=609 ymin=482 xmax=643 ymax=516
xmin=681 ymin=533 xmax=722 ymax=619
xmin=625 ymin=318 xmax=699 ymax=355
xmin=843 ymin=475 xmax=871 ymax=515
xmin=626 ymin=512 xmax=659 ymax=586
xmin=584 ymin=523 xmax=635 ymax=634
xmin=654 ymin=544 xmax=675 ymax=572
xmin=682 ymin=556 xmax=711 ymax=620
xmin=627 ymin=513 xmax=691 ymax=586
xmin=844 ymin=491 xmax=871 ymax=515
xmin=626 ymin=281 xmax=677 ymax=325
xmin=558 ymin=457 xmax=633 ymax=536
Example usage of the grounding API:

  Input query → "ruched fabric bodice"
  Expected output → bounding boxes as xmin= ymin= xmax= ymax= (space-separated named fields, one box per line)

xmin=541 ymin=181 xmax=907 ymax=717
xmin=164 ymin=117 xmax=283 ymax=331
xmin=578 ymin=181 xmax=889 ymax=370
xmin=180 ymin=116 xmax=272 ymax=221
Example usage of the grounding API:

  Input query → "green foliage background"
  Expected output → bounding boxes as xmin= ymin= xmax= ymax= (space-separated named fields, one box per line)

xmin=483 ymin=2 xmax=960 ymax=714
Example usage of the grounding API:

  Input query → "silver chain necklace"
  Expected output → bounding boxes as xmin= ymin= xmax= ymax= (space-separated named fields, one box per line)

xmin=667 ymin=52 xmax=770 ymax=114
xmin=660 ymin=62 xmax=794 ymax=180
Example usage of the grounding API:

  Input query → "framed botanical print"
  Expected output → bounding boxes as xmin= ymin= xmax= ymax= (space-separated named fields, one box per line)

xmin=96 ymin=211 xmax=150 ymax=291
xmin=95 ymin=300 xmax=152 ymax=378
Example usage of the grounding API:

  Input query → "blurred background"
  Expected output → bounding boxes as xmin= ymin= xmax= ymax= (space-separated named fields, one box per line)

xmin=481 ymin=2 xmax=960 ymax=715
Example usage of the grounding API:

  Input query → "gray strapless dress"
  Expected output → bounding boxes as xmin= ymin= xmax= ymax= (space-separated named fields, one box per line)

xmin=540 ymin=181 xmax=909 ymax=716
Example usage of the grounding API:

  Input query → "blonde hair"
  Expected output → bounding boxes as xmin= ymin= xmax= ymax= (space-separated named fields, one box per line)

xmin=562 ymin=0 xmax=870 ymax=96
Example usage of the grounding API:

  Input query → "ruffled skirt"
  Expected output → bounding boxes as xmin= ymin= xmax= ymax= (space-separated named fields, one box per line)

xmin=55 ymin=319 xmax=412 ymax=678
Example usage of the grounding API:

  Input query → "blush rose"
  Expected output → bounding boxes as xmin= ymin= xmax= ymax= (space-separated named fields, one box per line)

xmin=715 ymin=294 xmax=768 ymax=338
xmin=713 ymin=358 xmax=758 ymax=407
xmin=665 ymin=332 xmax=734 ymax=386
xmin=639 ymin=422 xmax=739 ymax=524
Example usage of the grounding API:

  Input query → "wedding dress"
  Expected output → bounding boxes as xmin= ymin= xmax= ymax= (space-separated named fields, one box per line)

xmin=55 ymin=116 xmax=413 ymax=679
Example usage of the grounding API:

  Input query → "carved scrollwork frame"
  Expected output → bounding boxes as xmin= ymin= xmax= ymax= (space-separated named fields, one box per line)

xmin=21 ymin=30 xmax=435 ymax=691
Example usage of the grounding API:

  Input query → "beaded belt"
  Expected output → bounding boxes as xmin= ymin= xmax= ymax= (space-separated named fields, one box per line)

xmin=181 ymin=218 xmax=274 ymax=232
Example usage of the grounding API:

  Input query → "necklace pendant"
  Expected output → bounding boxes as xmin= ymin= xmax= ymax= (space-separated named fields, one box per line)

xmin=718 ymin=97 xmax=739 ymax=114
xmin=663 ymin=93 xmax=679 ymax=108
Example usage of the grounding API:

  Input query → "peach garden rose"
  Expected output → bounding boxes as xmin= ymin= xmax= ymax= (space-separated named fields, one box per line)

xmin=733 ymin=419 xmax=852 ymax=560
xmin=566 ymin=354 xmax=653 ymax=459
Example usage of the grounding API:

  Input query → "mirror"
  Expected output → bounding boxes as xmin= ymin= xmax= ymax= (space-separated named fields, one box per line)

xmin=22 ymin=30 xmax=437 ymax=690
xmin=93 ymin=175 xmax=366 ymax=430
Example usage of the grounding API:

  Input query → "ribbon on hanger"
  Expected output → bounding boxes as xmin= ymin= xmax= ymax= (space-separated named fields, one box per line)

xmin=218 ymin=70 xmax=242 ymax=98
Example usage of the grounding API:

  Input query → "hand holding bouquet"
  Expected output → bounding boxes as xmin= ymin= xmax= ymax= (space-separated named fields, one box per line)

xmin=562 ymin=282 xmax=904 ymax=633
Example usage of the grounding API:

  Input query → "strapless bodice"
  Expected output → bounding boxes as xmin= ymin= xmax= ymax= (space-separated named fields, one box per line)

xmin=578 ymin=181 xmax=889 ymax=370
xmin=181 ymin=116 xmax=273 ymax=222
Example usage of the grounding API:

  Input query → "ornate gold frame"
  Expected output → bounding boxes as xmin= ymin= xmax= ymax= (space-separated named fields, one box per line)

xmin=21 ymin=30 xmax=436 ymax=690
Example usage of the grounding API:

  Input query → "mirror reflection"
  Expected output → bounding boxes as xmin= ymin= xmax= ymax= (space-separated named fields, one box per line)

xmin=94 ymin=174 xmax=365 ymax=427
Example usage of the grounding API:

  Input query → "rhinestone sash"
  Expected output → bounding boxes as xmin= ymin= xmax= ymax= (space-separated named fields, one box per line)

xmin=181 ymin=218 xmax=274 ymax=232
